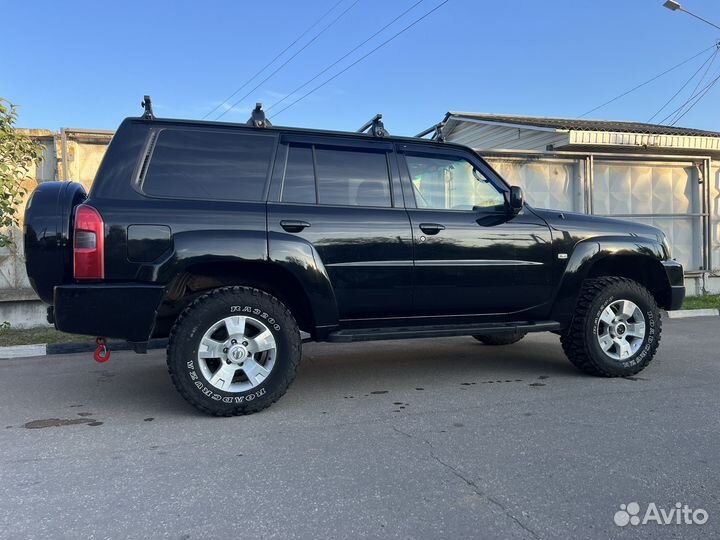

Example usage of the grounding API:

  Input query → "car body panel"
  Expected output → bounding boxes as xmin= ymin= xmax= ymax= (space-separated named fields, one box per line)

xmin=24 ymin=117 xmax=685 ymax=344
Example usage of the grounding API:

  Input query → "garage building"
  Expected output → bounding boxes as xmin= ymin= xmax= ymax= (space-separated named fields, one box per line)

xmin=424 ymin=113 xmax=720 ymax=294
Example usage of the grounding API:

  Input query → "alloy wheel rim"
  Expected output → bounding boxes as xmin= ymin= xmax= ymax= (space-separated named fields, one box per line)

xmin=595 ymin=299 xmax=646 ymax=361
xmin=197 ymin=316 xmax=277 ymax=392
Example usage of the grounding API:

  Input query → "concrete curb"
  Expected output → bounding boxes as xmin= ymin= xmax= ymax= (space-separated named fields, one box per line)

xmin=666 ymin=308 xmax=720 ymax=319
xmin=0 ymin=339 xmax=168 ymax=360
xmin=0 ymin=331 xmax=311 ymax=360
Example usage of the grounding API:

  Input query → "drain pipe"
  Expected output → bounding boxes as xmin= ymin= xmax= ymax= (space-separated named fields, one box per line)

xmin=60 ymin=128 xmax=69 ymax=182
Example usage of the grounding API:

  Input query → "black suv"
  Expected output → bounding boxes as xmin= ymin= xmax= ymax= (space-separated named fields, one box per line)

xmin=24 ymin=103 xmax=685 ymax=416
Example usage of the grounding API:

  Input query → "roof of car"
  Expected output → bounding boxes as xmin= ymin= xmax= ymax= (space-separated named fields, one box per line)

xmin=130 ymin=116 xmax=458 ymax=148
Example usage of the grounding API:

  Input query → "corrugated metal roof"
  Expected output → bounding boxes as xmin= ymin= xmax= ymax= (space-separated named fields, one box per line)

xmin=448 ymin=112 xmax=720 ymax=138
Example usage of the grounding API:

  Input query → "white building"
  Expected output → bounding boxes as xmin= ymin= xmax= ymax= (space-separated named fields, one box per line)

xmin=426 ymin=113 xmax=720 ymax=294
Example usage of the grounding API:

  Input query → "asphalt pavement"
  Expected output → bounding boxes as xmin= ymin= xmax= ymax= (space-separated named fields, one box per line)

xmin=1 ymin=316 xmax=718 ymax=540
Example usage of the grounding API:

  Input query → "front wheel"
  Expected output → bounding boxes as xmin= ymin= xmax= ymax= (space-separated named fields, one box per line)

xmin=560 ymin=277 xmax=662 ymax=377
xmin=167 ymin=286 xmax=301 ymax=416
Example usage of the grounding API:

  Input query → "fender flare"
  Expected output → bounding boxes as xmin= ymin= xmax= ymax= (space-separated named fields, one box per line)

xmin=267 ymin=231 xmax=339 ymax=334
xmin=152 ymin=230 xmax=339 ymax=335
xmin=550 ymin=235 xmax=667 ymax=326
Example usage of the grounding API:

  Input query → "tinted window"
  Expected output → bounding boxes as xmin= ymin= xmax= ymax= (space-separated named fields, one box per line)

xmin=281 ymin=145 xmax=316 ymax=203
xmin=143 ymin=129 xmax=275 ymax=201
xmin=405 ymin=154 xmax=505 ymax=211
xmin=314 ymin=148 xmax=391 ymax=207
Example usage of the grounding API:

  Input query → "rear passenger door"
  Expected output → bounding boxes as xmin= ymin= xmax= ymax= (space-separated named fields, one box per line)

xmin=267 ymin=136 xmax=413 ymax=320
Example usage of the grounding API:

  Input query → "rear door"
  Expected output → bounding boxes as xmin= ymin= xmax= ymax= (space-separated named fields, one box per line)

xmin=398 ymin=143 xmax=554 ymax=317
xmin=267 ymin=135 xmax=413 ymax=320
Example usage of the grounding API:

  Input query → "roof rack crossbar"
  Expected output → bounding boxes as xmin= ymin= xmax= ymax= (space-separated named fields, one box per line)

xmin=357 ymin=114 xmax=389 ymax=137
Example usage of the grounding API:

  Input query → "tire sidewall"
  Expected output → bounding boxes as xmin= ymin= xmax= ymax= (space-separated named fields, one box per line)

xmin=170 ymin=290 xmax=298 ymax=413
xmin=585 ymin=285 xmax=658 ymax=374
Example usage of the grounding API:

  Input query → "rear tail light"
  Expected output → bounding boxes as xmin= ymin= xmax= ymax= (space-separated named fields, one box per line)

xmin=73 ymin=205 xmax=104 ymax=280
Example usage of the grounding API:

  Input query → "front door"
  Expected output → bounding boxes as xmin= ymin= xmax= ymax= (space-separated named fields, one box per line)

xmin=268 ymin=138 xmax=413 ymax=320
xmin=398 ymin=145 xmax=553 ymax=318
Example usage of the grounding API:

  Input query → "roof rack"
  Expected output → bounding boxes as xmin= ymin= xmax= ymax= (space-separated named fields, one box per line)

xmin=141 ymin=95 xmax=155 ymax=120
xmin=247 ymin=103 xmax=272 ymax=128
xmin=415 ymin=121 xmax=446 ymax=142
xmin=357 ymin=114 xmax=389 ymax=137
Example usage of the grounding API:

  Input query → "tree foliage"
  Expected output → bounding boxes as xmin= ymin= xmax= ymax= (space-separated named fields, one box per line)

xmin=0 ymin=99 xmax=44 ymax=248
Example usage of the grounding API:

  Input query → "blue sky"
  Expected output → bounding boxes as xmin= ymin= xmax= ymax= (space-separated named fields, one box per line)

xmin=4 ymin=0 xmax=720 ymax=135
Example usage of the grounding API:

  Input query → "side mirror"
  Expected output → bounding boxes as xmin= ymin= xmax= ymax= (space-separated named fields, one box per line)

xmin=509 ymin=186 xmax=524 ymax=214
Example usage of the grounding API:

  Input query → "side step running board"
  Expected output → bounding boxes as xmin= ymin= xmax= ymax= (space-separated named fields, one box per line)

xmin=326 ymin=321 xmax=561 ymax=343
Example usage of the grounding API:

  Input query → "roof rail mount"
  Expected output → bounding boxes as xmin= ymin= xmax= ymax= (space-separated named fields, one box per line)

xmin=415 ymin=122 xmax=446 ymax=142
xmin=358 ymin=114 xmax=389 ymax=137
xmin=141 ymin=95 xmax=155 ymax=120
xmin=248 ymin=103 xmax=272 ymax=128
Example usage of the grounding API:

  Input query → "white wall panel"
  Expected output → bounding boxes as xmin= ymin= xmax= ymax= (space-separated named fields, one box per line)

xmin=709 ymin=166 xmax=720 ymax=273
xmin=593 ymin=161 xmax=700 ymax=270
xmin=486 ymin=158 xmax=583 ymax=212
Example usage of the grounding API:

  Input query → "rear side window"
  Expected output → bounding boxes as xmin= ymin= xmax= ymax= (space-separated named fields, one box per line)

xmin=315 ymin=148 xmax=391 ymax=207
xmin=142 ymin=129 xmax=275 ymax=201
xmin=281 ymin=145 xmax=316 ymax=204
xmin=281 ymin=144 xmax=391 ymax=207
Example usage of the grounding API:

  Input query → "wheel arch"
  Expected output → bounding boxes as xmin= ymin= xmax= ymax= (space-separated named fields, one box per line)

xmin=155 ymin=260 xmax=328 ymax=339
xmin=551 ymin=237 xmax=672 ymax=325
xmin=585 ymin=254 xmax=671 ymax=308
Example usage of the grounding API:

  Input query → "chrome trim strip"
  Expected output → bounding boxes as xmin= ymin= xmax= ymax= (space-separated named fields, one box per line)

xmin=325 ymin=259 xmax=544 ymax=267
xmin=416 ymin=259 xmax=544 ymax=267
xmin=326 ymin=260 xmax=413 ymax=267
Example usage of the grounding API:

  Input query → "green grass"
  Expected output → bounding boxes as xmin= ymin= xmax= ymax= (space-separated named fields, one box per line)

xmin=682 ymin=295 xmax=720 ymax=310
xmin=0 ymin=327 xmax=94 ymax=347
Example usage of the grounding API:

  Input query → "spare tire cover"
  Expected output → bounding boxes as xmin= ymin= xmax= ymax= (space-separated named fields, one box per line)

xmin=24 ymin=182 xmax=87 ymax=303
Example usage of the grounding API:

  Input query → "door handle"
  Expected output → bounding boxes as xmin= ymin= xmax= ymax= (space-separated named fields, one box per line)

xmin=419 ymin=223 xmax=445 ymax=235
xmin=280 ymin=220 xmax=311 ymax=233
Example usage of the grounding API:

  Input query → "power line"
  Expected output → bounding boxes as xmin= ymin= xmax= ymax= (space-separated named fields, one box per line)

xmin=670 ymin=75 xmax=720 ymax=125
xmin=578 ymin=43 xmax=717 ymax=118
xmin=666 ymin=45 xmax=720 ymax=125
xmin=203 ymin=0 xmax=345 ymax=120
xmin=271 ymin=0 xmax=450 ymax=120
xmin=647 ymin=46 xmax=719 ymax=123
xmin=215 ymin=0 xmax=360 ymax=121
xmin=266 ymin=0 xmax=426 ymax=113
xmin=686 ymin=45 xmax=720 ymax=104
xmin=659 ymin=69 xmax=720 ymax=125
xmin=659 ymin=65 xmax=720 ymax=124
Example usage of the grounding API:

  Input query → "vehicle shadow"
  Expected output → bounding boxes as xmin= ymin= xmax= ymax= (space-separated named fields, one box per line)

xmin=23 ymin=335 xmax=580 ymax=419
xmin=296 ymin=335 xmax=579 ymax=387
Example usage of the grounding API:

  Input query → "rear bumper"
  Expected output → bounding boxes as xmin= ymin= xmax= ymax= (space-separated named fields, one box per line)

xmin=662 ymin=260 xmax=685 ymax=311
xmin=53 ymin=284 xmax=165 ymax=342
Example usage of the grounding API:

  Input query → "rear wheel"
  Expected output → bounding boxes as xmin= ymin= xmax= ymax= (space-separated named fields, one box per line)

xmin=167 ymin=286 xmax=301 ymax=416
xmin=560 ymin=277 xmax=661 ymax=377
xmin=472 ymin=333 xmax=526 ymax=346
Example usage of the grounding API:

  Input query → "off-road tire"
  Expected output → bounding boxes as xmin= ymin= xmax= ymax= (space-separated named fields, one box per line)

xmin=472 ymin=333 xmax=526 ymax=346
xmin=167 ymin=286 xmax=302 ymax=416
xmin=560 ymin=277 xmax=661 ymax=377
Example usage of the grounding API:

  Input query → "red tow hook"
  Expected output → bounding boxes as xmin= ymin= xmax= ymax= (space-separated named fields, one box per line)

xmin=93 ymin=337 xmax=111 ymax=363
